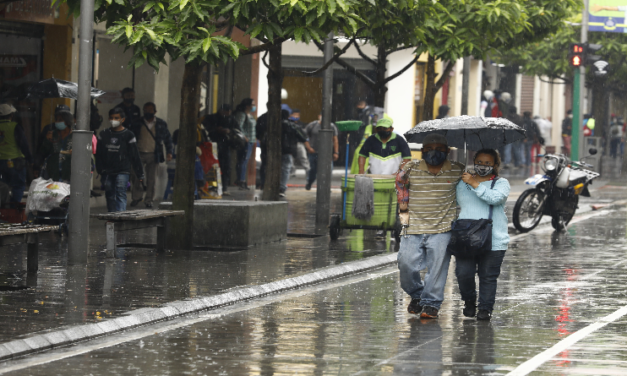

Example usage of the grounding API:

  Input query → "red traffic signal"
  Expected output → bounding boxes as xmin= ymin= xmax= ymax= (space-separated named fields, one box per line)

xmin=569 ymin=43 xmax=586 ymax=67
xmin=570 ymin=55 xmax=582 ymax=67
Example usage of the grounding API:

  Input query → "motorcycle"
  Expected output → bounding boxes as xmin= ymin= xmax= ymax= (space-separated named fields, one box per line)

xmin=513 ymin=148 xmax=600 ymax=232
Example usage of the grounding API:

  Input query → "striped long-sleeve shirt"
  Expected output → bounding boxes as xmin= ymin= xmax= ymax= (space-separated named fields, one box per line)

xmin=404 ymin=159 xmax=465 ymax=235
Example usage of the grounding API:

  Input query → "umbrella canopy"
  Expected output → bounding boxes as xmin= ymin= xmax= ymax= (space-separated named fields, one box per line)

xmin=27 ymin=78 xmax=106 ymax=100
xmin=404 ymin=115 xmax=526 ymax=150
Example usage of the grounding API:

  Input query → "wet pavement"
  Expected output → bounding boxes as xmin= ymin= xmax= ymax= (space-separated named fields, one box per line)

xmin=2 ymin=207 xmax=627 ymax=375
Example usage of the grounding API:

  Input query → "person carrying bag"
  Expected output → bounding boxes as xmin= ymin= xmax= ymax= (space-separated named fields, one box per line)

xmin=450 ymin=149 xmax=510 ymax=321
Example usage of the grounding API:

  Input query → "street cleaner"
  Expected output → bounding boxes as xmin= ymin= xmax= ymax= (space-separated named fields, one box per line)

xmin=395 ymin=133 xmax=464 ymax=319
xmin=357 ymin=116 xmax=411 ymax=175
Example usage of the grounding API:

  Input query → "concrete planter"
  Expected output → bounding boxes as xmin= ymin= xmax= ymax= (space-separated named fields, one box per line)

xmin=159 ymin=200 xmax=288 ymax=249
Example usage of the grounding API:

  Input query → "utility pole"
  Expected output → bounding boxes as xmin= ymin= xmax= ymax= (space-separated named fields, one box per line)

xmin=461 ymin=57 xmax=471 ymax=115
xmin=573 ymin=0 xmax=589 ymax=161
xmin=68 ymin=3 xmax=96 ymax=264
xmin=315 ymin=32 xmax=334 ymax=233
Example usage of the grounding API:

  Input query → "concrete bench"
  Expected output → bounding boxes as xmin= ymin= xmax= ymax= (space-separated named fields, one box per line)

xmin=91 ymin=210 xmax=184 ymax=256
xmin=160 ymin=200 xmax=288 ymax=249
xmin=0 ymin=224 xmax=57 ymax=272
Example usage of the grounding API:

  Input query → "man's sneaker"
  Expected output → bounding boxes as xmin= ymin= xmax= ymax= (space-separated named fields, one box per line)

xmin=130 ymin=199 xmax=142 ymax=207
xmin=375 ymin=230 xmax=386 ymax=239
xmin=279 ymin=192 xmax=286 ymax=197
xmin=222 ymin=190 xmax=231 ymax=196
xmin=145 ymin=202 xmax=153 ymax=208
xmin=463 ymin=300 xmax=476 ymax=318
xmin=477 ymin=309 xmax=492 ymax=321
xmin=420 ymin=306 xmax=439 ymax=319
xmin=407 ymin=298 xmax=423 ymax=314
xmin=305 ymin=183 xmax=312 ymax=191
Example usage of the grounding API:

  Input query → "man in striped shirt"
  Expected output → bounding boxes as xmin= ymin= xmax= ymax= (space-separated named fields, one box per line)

xmin=397 ymin=133 xmax=464 ymax=319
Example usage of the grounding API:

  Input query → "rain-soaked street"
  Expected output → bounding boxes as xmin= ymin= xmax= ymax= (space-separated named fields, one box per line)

xmin=1 ymin=186 xmax=626 ymax=375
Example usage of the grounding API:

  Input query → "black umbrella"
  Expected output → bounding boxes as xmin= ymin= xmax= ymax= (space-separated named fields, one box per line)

xmin=404 ymin=116 xmax=526 ymax=150
xmin=27 ymin=78 xmax=105 ymax=100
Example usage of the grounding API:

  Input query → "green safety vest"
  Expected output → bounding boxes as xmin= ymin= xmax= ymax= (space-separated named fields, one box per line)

xmin=0 ymin=119 xmax=25 ymax=161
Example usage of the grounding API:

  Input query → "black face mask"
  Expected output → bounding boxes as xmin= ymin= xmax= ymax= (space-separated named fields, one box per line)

xmin=377 ymin=130 xmax=392 ymax=139
xmin=424 ymin=150 xmax=447 ymax=166
xmin=144 ymin=113 xmax=155 ymax=120
xmin=124 ymin=98 xmax=135 ymax=104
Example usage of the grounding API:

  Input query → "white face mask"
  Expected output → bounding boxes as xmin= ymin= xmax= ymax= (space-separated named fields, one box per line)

xmin=110 ymin=120 xmax=121 ymax=127
xmin=568 ymin=114 xmax=573 ymax=119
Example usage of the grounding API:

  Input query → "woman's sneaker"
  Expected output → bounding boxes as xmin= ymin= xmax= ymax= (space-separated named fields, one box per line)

xmin=407 ymin=298 xmax=423 ymax=314
xmin=463 ymin=300 xmax=476 ymax=318
xmin=477 ymin=309 xmax=492 ymax=321
xmin=420 ymin=306 xmax=439 ymax=319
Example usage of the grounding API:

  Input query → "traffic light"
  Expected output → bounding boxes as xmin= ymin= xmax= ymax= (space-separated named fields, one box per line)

xmin=586 ymin=43 xmax=603 ymax=65
xmin=569 ymin=43 xmax=585 ymax=67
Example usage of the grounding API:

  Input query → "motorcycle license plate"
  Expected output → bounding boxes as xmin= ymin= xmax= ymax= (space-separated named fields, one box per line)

xmin=525 ymin=174 xmax=549 ymax=185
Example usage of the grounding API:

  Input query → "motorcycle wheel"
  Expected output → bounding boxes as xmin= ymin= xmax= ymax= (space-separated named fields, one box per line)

xmin=513 ymin=189 xmax=546 ymax=232
xmin=551 ymin=196 xmax=579 ymax=231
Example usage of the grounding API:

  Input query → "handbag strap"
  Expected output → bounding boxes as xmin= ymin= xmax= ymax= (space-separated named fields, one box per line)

xmin=489 ymin=177 xmax=499 ymax=220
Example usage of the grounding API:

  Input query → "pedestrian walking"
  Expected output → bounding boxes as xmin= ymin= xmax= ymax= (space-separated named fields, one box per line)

xmin=203 ymin=104 xmax=235 ymax=195
xmin=129 ymin=102 xmax=173 ymax=208
xmin=454 ymin=149 xmax=510 ymax=321
xmin=37 ymin=104 xmax=72 ymax=153
xmin=562 ymin=109 xmax=573 ymax=157
xmin=0 ymin=103 xmax=32 ymax=203
xmin=534 ymin=115 xmax=552 ymax=147
xmin=114 ymin=88 xmax=142 ymax=130
xmin=35 ymin=111 xmax=76 ymax=182
xmin=288 ymin=109 xmax=311 ymax=178
xmin=357 ymin=117 xmax=411 ymax=175
xmin=96 ymin=107 xmax=144 ymax=212
xmin=610 ymin=120 xmax=623 ymax=159
xmin=396 ymin=133 xmax=465 ymax=319
xmin=279 ymin=110 xmax=307 ymax=197
xmin=502 ymin=107 xmax=524 ymax=168
xmin=304 ymin=114 xmax=339 ymax=190
xmin=233 ymin=98 xmax=257 ymax=190
xmin=522 ymin=111 xmax=541 ymax=165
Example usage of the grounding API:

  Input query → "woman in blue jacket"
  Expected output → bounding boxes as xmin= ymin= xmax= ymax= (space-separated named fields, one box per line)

xmin=455 ymin=149 xmax=510 ymax=320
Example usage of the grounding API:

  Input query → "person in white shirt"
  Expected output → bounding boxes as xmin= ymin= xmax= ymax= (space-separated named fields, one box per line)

xmin=534 ymin=115 xmax=552 ymax=147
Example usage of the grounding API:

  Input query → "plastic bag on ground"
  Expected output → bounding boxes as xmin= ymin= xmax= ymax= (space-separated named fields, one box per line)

xmin=26 ymin=178 xmax=71 ymax=214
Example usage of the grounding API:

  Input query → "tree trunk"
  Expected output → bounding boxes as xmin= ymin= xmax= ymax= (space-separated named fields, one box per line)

xmin=372 ymin=44 xmax=388 ymax=108
xmin=169 ymin=62 xmax=203 ymax=249
xmin=422 ymin=54 xmax=437 ymax=121
xmin=262 ymin=43 xmax=283 ymax=201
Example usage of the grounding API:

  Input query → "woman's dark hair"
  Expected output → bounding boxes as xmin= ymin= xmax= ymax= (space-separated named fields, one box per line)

xmin=474 ymin=148 xmax=501 ymax=175
xmin=235 ymin=98 xmax=254 ymax=113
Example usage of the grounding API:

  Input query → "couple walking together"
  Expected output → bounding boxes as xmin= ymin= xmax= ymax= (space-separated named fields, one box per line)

xmin=397 ymin=133 xmax=510 ymax=321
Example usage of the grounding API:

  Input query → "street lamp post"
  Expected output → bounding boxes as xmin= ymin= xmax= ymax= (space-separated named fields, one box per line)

xmin=68 ymin=1 xmax=96 ymax=264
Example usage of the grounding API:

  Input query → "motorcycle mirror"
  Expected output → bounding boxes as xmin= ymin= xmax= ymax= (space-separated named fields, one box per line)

xmin=588 ymin=148 xmax=598 ymax=156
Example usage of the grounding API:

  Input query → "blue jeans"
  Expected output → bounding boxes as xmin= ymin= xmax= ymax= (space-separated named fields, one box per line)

xmin=504 ymin=142 xmax=524 ymax=166
xmin=237 ymin=142 xmax=254 ymax=182
xmin=280 ymin=154 xmax=293 ymax=193
xmin=455 ymin=250 xmax=506 ymax=312
xmin=104 ymin=173 xmax=130 ymax=212
xmin=0 ymin=159 xmax=26 ymax=203
xmin=398 ymin=233 xmax=452 ymax=309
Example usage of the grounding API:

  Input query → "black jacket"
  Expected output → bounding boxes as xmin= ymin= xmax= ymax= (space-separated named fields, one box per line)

xmin=282 ymin=119 xmax=307 ymax=155
xmin=96 ymin=127 xmax=144 ymax=179
xmin=202 ymin=112 xmax=237 ymax=144
xmin=130 ymin=117 xmax=174 ymax=162
xmin=115 ymin=102 xmax=142 ymax=130
xmin=522 ymin=116 xmax=540 ymax=142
